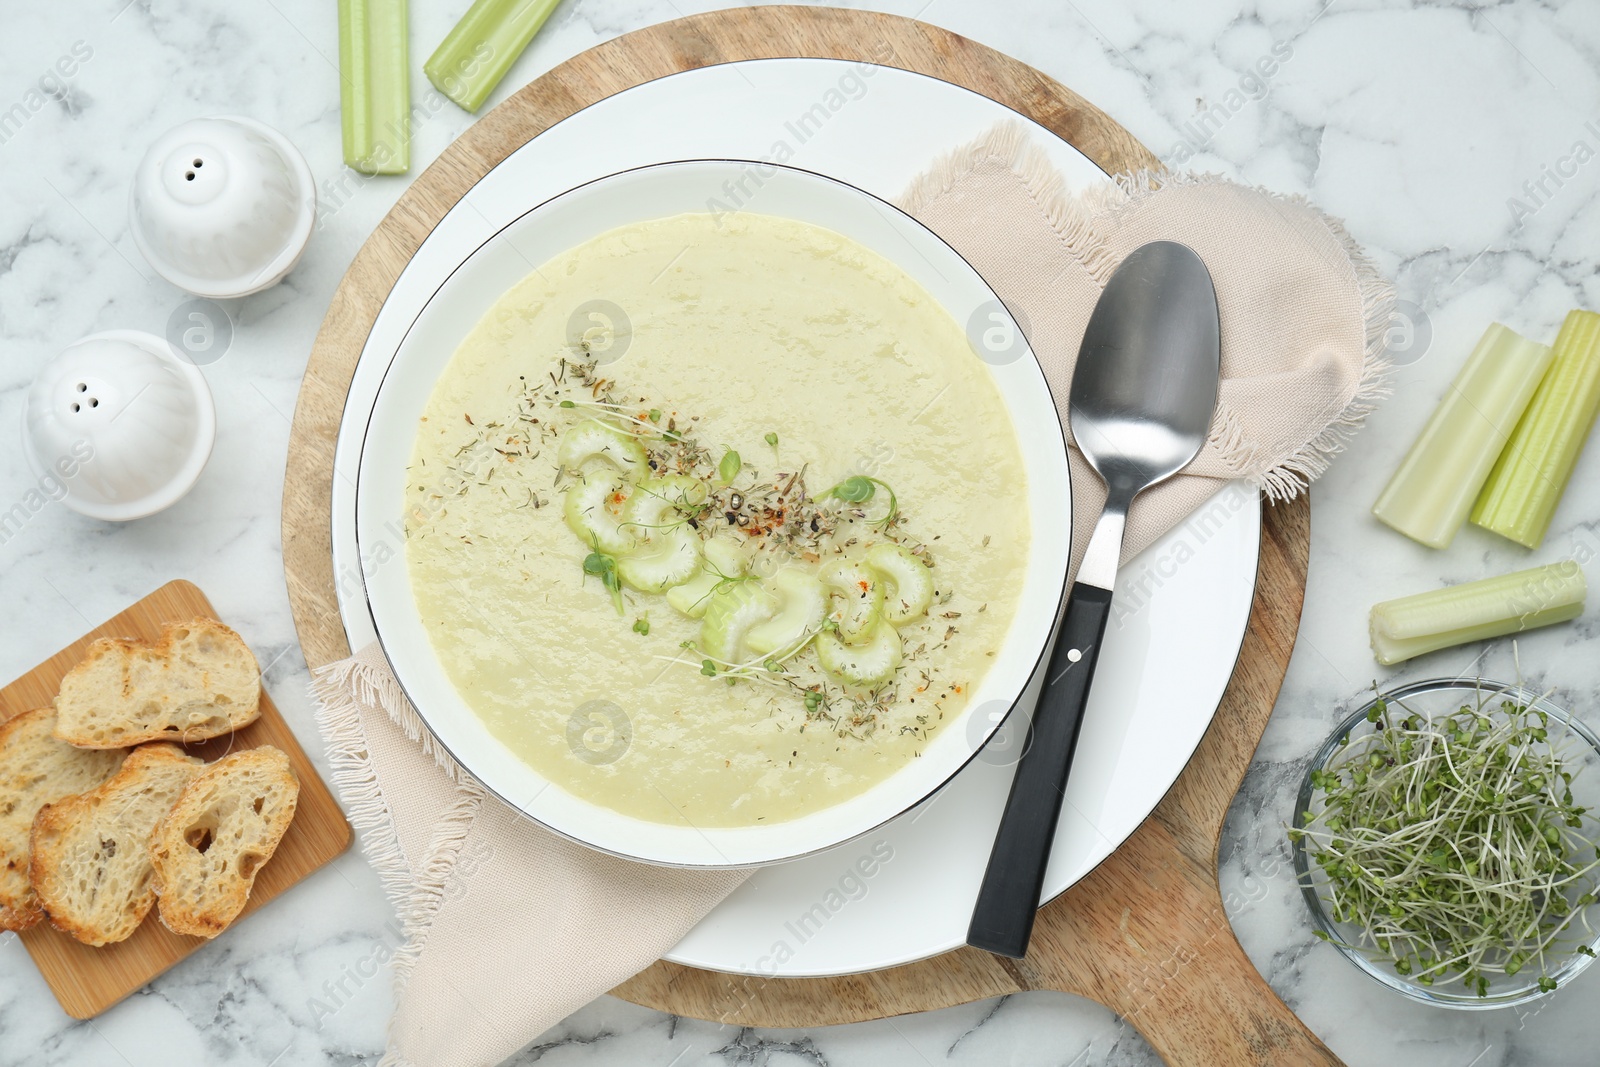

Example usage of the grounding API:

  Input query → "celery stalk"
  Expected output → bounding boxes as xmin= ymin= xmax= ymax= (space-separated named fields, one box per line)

xmin=339 ymin=0 xmax=410 ymax=175
xmin=1369 ymin=561 xmax=1586 ymax=665
xmin=1472 ymin=310 xmax=1600 ymax=548
xmin=1372 ymin=323 xmax=1552 ymax=549
xmin=424 ymin=0 xmax=560 ymax=113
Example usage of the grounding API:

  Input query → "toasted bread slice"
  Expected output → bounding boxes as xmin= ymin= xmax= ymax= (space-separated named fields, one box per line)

xmin=53 ymin=618 xmax=261 ymax=749
xmin=0 ymin=709 xmax=126 ymax=930
xmin=150 ymin=746 xmax=298 ymax=938
xmin=30 ymin=743 xmax=205 ymax=945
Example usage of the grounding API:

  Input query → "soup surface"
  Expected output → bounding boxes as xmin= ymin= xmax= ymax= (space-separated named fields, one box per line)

xmin=405 ymin=211 xmax=1032 ymax=826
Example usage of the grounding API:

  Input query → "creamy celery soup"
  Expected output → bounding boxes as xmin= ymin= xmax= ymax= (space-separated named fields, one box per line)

xmin=404 ymin=211 xmax=1031 ymax=827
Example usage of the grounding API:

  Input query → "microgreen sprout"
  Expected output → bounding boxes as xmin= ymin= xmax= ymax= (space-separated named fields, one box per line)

xmin=718 ymin=449 xmax=742 ymax=485
xmin=633 ymin=615 xmax=650 ymax=636
xmin=821 ymin=475 xmax=898 ymax=528
xmin=765 ymin=431 xmax=779 ymax=450
xmin=558 ymin=397 xmax=676 ymax=441
xmin=1292 ymin=685 xmax=1600 ymax=997
xmin=581 ymin=545 xmax=624 ymax=615
xmin=654 ymin=626 xmax=823 ymax=694
xmin=824 ymin=474 xmax=874 ymax=503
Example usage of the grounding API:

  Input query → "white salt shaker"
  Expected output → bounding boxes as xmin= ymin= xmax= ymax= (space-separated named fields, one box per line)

xmin=128 ymin=116 xmax=316 ymax=298
xmin=22 ymin=331 xmax=216 ymax=520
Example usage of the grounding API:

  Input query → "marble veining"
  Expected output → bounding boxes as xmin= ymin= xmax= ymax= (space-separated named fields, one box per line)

xmin=3 ymin=0 xmax=1600 ymax=1064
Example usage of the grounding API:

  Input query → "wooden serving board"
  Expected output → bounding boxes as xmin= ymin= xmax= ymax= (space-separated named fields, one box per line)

xmin=1 ymin=580 xmax=352 ymax=1019
xmin=280 ymin=7 xmax=1337 ymax=1065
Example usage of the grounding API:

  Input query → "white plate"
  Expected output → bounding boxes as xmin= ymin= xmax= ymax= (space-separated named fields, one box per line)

xmin=330 ymin=58 xmax=1261 ymax=975
xmin=354 ymin=158 xmax=1073 ymax=868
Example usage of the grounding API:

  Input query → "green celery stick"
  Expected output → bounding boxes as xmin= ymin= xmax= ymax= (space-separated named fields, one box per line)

xmin=424 ymin=0 xmax=560 ymax=113
xmin=1369 ymin=561 xmax=1586 ymax=665
xmin=339 ymin=0 xmax=410 ymax=175
xmin=1473 ymin=310 xmax=1600 ymax=548
xmin=1372 ymin=323 xmax=1552 ymax=549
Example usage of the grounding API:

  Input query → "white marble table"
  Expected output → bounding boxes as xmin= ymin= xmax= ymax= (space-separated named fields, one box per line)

xmin=3 ymin=1 xmax=1599 ymax=1064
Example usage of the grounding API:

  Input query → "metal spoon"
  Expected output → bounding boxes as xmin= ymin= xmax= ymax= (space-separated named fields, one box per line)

xmin=967 ymin=240 xmax=1221 ymax=959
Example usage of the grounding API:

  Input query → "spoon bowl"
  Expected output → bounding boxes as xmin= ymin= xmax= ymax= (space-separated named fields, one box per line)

xmin=1070 ymin=241 xmax=1221 ymax=500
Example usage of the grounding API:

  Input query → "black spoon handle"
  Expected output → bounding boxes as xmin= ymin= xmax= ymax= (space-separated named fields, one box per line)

xmin=966 ymin=580 xmax=1114 ymax=958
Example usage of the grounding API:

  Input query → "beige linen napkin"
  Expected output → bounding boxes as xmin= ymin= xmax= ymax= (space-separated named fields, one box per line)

xmin=900 ymin=123 xmax=1392 ymax=573
xmin=310 ymin=122 xmax=1390 ymax=1067
xmin=312 ymin=644 xmax=749 ymax=1067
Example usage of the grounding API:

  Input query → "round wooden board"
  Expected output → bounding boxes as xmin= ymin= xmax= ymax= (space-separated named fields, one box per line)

xmin=281 ymin=8 xmax=1337 ymax=1065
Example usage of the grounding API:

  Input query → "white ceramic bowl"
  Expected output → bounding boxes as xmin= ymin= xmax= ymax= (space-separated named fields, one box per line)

xmin=128 ymin=115 xmax=315 ymax=298
xmin=23 ymin=330 xmax=216 ymax=521
xmin=356 ymin=160 xmax=1072 ymax=867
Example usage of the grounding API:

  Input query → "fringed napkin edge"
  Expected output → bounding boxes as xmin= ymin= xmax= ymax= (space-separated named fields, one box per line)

xmin=310 ymin=652 xmax=484 ymax=1053
xmin=898 ymin=120 xmax=1396 ymax=502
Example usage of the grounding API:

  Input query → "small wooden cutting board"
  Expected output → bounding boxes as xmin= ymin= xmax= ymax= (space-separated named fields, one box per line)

xmin=0 ymin=579 xmax=351 ymax=1019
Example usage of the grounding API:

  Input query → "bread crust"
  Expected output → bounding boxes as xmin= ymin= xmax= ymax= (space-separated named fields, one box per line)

xmin=0 ymin=709 xmax=126 ymax=930
xmin=150 ymin=746 xmax=299 ymax=938
xmin=53 ymin=618 xmax=261 ymax=749
xmin=30 ymin=743 xmax=204 ymax=946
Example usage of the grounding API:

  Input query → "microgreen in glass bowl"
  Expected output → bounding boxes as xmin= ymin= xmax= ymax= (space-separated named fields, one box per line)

xmin=1290 ymin=679 xmax=1600 ymax=1009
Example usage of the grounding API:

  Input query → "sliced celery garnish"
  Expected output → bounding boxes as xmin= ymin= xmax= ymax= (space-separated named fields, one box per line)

xmin=666 ymin=540 xmax=746 ymax=619
xmin=816 ymin=622 xmax=902 ymax=689
xmin=700 ymin=581 xmax=778 ymax=664
xmin=623 ymin=475 xmax=706 ymax=532
xmin=1472 ymin=310 xmax=1600 ymax=548
xmin=564 ymin=471 xmax=633 ymax=556
xmin=558 ymin=420 xmax=647 ymax=475
xmin=865 ymin=543 xmax=933 ymax=624
xmin=1368 ymin=561 xmax=1586 ymax=665
xmin=616 ymin=529 xmax=701 ymax=594
xmin=338 ymin=0 xmax=410 ymax=175
xmin=746 ymin=569 xmax=826 ymax=657
xmin=1372 ymin=323 xmax=1552 ymax=549
xmin=821 ymin=560 xmax=884 ymax=644
xmin=424 ymin=0 xmax=559 ymax=114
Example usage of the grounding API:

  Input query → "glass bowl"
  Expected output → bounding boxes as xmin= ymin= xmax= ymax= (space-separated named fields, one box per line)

xmin=1292 ymin=679 xmax=1600 ymax=1009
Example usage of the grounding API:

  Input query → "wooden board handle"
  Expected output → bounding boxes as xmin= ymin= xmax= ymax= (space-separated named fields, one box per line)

xmin=1018 ymin=818 xmax=1341 ymax=1067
